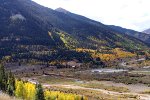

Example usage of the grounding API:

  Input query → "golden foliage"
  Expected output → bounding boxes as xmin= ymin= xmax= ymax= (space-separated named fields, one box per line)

xmin=94 ymin=48 xmax=136 ymax=61
xmin=44 ymin=90 xmax=86 ymax=100
xmin=15 ymin=80 xmax=87 ymax=100
xmin=75 ymin=48 xmax=96 ymax=53
xmin=15 ymin=80 xmax=36 ymax=100
xmin=76 ymin=48 xmax=136 ymax=61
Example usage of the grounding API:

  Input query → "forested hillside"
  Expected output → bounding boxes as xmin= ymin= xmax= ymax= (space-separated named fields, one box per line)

xmin=0 ymin=0 xmax=149 ymax=66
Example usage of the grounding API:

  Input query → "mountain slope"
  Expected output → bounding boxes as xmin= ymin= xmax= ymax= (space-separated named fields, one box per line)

xmin=0 ymin=0 xmax=149 ymax=63
xmin=0 ymin=0 xmax=58 ymax=45
xmin=109 ymin=25 xmax=150 ymax=44
xmin=143 ymin=28 xmax=150 ymax=34
xmin=54 ymin=7 xmax=148 ymax=50
xmin=55 ymin=8 xmax=150 ymax=46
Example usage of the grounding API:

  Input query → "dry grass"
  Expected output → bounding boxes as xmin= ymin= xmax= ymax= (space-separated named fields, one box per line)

xmin=141 ymin=90 xmax=150 ymax=94
xmin=79 ymin=82 xmax=130 ymax=92
xmin=0 ymin=93 xmax=19 ymax=100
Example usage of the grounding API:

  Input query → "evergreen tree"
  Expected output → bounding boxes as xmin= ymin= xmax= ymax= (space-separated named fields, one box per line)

xmin=36 ymin=84 xmax=45 ymax=100
xmin=81 ymin=96 xmax=84 ymax=100
xmin=7 ymin=84 xmax=14 ymax=96
xmin=7 ymin=71 xmax=15 ymax=96
xmin=145 ymin=53 xmax=150 ymax=60
xmin=0 ymin=64 xmax=7 ymax=91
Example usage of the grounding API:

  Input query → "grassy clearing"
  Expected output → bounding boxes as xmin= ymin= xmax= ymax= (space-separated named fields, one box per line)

xmin=79 ymin=82 xmax=130 ymax=93
xmin=37 ymin=76 xmax=75 ymax=84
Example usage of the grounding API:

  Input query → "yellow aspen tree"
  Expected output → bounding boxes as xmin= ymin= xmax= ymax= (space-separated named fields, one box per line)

xmin=15 ymin=80 xmax=24 ymax=99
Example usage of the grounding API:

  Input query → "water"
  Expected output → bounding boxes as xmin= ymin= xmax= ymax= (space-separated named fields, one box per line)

xmin=91 ymin=68 xmax=128 ymax=73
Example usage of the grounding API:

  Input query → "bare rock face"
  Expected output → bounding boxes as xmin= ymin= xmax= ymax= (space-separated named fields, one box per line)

xmin=55 ymin=7 xmax=70 ymax=14
xmin=10 ymin=14 xmax=26 ymax=21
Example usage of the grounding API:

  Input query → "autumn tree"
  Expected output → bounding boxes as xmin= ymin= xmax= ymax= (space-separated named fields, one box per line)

xmin=15 ymin=80 xmax=24 ymax=99
xmin=24 ymin=82 xmax=36 ymax=100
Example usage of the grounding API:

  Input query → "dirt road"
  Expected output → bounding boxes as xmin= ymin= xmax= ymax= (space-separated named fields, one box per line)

xmin=42 ymin=84 xmax=150 ymax=100
xmin=27 ymin=78 xmax=150 ymax=100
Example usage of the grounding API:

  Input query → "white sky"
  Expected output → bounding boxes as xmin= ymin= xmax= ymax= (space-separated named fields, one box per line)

xmin=32 ymin=0 xmax=150 ymax=31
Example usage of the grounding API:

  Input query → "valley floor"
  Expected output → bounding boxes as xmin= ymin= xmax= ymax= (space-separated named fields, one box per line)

xmin=25 ymin=75 xmax=150 ymax=100
xmin=5 ymin=57 xmax=150 ymax=100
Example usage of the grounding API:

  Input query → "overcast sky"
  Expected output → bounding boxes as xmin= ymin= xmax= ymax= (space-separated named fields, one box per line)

xmin=32 ymin=0 xmax=150 ymax=31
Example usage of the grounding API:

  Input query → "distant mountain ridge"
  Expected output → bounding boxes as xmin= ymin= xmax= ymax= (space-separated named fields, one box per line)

xmin=55 ymin=7 xmax=70 ymax=14
xmin=109 ymin=25 xmax=150 ymax=44
xmin=143 ymin=28 xmax=150 ymax=34
xmin=55 ymin=7 xmax=150 ymax=45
